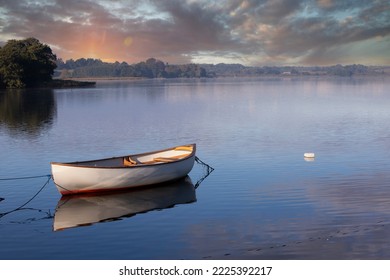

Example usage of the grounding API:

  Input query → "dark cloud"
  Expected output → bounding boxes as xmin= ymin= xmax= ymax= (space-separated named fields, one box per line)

xmin=0 ymin=0 xmax=388 ymax=65
xmin=226 ymin=0 xmax=390 ymax=64
xmin=244 ymin=0 xmax=303 ymax=25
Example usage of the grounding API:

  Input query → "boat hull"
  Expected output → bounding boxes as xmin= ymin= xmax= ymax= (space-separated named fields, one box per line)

xmin=51 ymin=144 xmax=196 ymax=195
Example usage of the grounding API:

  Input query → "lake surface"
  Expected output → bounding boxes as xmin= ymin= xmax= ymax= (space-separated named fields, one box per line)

xmin=1 ymin=77 xmax=390 ymax=260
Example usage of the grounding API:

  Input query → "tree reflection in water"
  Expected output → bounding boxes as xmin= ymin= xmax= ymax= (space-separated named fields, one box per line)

xmin=0 ymin=88 xmax=56 ymax=137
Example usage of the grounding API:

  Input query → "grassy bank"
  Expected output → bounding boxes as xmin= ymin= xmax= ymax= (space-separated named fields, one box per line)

xmin=40 ymin=79 xmax=96 ymax=88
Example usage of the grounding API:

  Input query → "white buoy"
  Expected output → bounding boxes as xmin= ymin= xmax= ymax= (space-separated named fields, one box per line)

xmin=304 ymin=152 xmax=315 ymax=158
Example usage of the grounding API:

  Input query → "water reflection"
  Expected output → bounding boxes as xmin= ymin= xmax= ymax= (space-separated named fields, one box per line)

xmin=2 ymin=77 xmax=389 ymax=259
xmin=0 ymin=88 xmax=56 ymax=137
xmin=53 ymin=176 xmax=196 ymax=231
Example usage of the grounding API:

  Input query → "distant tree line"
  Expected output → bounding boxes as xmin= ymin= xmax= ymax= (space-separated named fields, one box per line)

xmin=56 ymin=58 xmax=387 ymax=79
xmin=1 ymin=37 xmax=386 ymax=89
xmin=56 ymin=58 xmax=207 ymax=79
xmin=201 ymin=63 xmax=385 ymax=77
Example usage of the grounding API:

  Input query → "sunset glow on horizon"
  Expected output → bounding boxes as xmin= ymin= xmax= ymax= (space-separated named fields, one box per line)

xmin=0 ymin=0 xmax=389 ymax=66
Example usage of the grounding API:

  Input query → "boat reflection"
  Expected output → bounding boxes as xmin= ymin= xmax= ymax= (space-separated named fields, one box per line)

xmin=53 ymin=176 xmax=196 ymax=231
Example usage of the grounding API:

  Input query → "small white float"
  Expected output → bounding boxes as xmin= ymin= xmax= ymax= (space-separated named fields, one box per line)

xmin=304 ymin=153 xmax=315 ymax=158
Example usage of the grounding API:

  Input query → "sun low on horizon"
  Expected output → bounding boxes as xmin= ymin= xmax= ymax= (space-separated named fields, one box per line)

xmin=0 ymin=0 xmax=389 ymax=66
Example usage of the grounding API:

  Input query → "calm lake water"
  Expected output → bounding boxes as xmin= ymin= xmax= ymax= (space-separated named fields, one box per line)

xmin=1 ymin=77 xmax=389 ymax=260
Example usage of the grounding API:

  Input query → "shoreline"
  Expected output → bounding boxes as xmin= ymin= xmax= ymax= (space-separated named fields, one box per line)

xmin=38 ymin=79 xmax=96 ymax=89
xmin=61 ymin=77 xmax=145 ymax=81
xmin=58 ymin=74 xmax=390 ymax=82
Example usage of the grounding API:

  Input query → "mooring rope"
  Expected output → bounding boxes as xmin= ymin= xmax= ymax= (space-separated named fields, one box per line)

xmin=195 ymin=156 xmax=214 ymax=173
xmin=0 ymin=174 xmax=51 ymax=181
xmin=53 ymin=182 xmax=73 ymax=194
xmin=194 ymin=156 xmax=214 ymax=189
xmin=0 ymin=175 xmax=52 ymax=219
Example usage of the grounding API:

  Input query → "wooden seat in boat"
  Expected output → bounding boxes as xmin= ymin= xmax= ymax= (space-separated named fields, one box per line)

xmin=123 ymin=156 xmax=137 ymax=166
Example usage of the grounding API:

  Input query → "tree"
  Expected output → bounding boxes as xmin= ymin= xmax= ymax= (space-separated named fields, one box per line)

xmin=145 ymin=58 xmax=166 ymax=77
xmin=0 ymin=38 xmax=57 ymax=88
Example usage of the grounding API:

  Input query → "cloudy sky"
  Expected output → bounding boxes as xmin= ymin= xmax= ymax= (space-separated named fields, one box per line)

xmin=0 ymin=0 xmax=389 ymax=66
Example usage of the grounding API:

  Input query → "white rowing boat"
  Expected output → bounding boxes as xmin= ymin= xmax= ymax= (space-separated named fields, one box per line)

xmin=51 ymin=144 xmax=196 ymax=195
xmin=53 ymin=176 xmax=196 ymax=231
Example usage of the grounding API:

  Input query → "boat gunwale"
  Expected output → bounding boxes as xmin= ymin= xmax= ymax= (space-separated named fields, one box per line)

xmin=50 ymin=144 xmax=196 ymax=169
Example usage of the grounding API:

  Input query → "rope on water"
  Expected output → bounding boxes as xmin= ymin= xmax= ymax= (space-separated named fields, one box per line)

xmin=194 ymin=156 xmax=214 ymax=189
xmin=0 ymin=175 xmax=52 ymax=219
xmin=0 ymin=174 xmax=52 ymax=181
xmin=195 ymin=156 xmax=214 ymax=173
